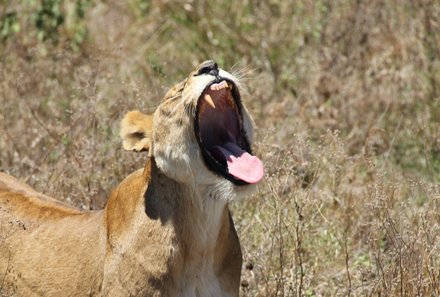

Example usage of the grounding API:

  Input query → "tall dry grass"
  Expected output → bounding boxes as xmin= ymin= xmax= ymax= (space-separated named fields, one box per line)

xmin=1 ymin=1 xmax=440 ymax=296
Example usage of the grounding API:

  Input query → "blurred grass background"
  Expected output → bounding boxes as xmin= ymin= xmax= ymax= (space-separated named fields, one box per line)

xmin=1 ymin=0 xmax=440 ymax=296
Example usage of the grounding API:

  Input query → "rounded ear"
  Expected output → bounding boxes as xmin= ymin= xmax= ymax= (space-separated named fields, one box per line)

xmin=120 ymin=111 xmax=153 ymax=153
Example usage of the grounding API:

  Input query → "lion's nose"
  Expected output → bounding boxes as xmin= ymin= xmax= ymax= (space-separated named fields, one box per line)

xmin=196 ymin=60 xmax=219 ymax=76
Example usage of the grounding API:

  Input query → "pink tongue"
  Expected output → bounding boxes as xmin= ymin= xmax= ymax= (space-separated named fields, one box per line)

xmin=214 ymin=143 xmax=264 ymax=184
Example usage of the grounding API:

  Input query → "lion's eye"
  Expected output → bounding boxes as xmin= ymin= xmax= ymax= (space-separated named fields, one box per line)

xmin=195 ymin=61 xmax=219 ymax=76
xmin=197 ymin=66 xmax=211 ymax=75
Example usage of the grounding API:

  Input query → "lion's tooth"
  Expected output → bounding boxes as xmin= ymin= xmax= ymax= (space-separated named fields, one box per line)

xmin=204 ymin=94 xmax=216 ymax=108
xmin=210 ymin=82 xmax=229 ymax=91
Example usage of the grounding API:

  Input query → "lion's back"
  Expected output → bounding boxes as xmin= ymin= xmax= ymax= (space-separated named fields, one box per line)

xmin=0 ymin=173 xmax=106 ymax=297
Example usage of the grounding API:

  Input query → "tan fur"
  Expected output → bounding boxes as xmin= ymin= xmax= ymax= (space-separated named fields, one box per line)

xmin=0 ymin=61 xmax=256 ymax=297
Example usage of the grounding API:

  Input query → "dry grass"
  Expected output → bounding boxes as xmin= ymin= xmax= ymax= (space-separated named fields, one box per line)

xmin=1 ymin=0 xmax=440 ymax=296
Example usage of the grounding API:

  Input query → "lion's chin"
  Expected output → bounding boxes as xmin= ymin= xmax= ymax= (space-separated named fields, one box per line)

xmin=215 ymin=178 xmax=258 ymax=202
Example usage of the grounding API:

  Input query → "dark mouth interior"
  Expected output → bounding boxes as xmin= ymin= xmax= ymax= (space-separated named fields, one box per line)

xmin=195 ymin=79 xmax=251 ymax=186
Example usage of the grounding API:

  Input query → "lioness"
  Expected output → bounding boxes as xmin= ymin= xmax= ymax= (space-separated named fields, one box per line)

xmin=0 ymin=60 xmax=264 ymax=297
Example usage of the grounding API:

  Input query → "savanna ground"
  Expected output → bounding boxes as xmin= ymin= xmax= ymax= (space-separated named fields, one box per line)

xmin=1 ymin=1 xmax=440 ymax=296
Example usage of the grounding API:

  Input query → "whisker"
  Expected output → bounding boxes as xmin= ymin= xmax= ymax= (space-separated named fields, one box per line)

xmin=231 ymin=64 xmax=257 ymax=81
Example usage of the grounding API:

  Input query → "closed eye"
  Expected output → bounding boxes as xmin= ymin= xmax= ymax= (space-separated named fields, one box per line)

xmin=194 ymin=66 xmax=211 ymax=76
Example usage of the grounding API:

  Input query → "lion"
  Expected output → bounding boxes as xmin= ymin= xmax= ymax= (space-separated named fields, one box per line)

xmin=0 ymin=60 xmax=264 ymax=297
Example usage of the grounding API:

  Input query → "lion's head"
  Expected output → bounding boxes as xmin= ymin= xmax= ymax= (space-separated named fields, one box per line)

xmin=121 ymin=60 xmax=264 ymax=200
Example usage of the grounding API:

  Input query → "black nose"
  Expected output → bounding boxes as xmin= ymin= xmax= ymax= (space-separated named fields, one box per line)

xmin=196 ymin=60 xmax=219 ymax=76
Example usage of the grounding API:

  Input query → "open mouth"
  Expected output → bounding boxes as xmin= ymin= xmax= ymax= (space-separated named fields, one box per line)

xmin=194 ymin=79 xmax=264 ymax=185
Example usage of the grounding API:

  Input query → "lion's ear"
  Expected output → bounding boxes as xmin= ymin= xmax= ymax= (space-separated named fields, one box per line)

xmin=120 ymin=111 xmax=153 ymax=153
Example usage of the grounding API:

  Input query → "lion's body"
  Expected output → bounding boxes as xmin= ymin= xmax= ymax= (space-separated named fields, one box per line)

xmin=0 ymin=61 xmax=260 ymax=296
xmin=0 ymin=173 xmax=104 ymax=296
xmin=0 ymin=161 xmax=241 ymax=297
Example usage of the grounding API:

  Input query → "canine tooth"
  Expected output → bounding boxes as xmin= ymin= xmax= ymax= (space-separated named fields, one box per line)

xmin=204 ymin=94 xmax=216 ymax=108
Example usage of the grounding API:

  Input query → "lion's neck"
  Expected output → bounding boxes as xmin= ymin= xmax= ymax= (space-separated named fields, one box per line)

xmin=142 ymin=160 xmax=233 ymax=288
xmin=186 ymin=185 xmax=228 ymax=251
xmin=148 ymin=159 xmax=228 ymax=252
